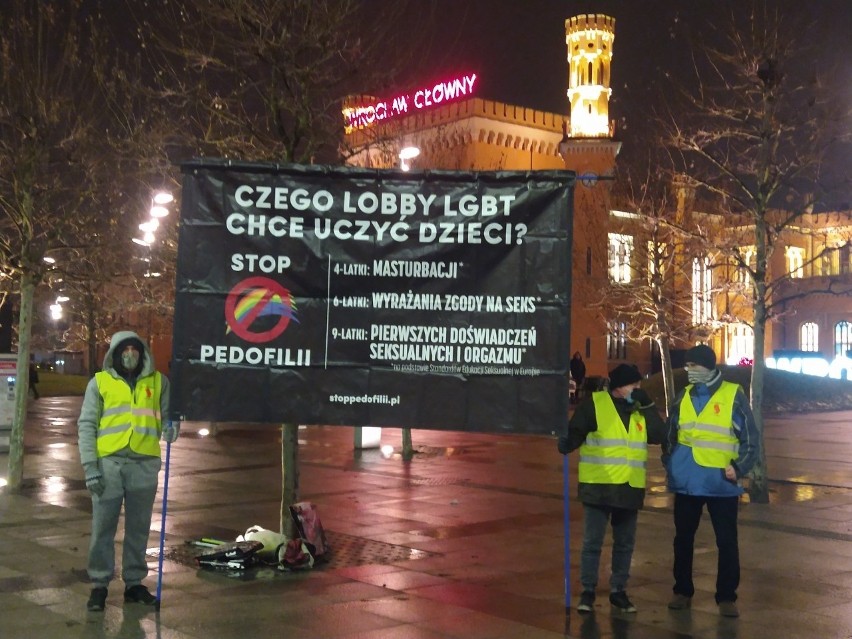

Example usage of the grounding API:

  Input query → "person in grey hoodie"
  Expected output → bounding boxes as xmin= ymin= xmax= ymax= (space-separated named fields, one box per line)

xmin=78 ymin=331 xmax=178 ymax=612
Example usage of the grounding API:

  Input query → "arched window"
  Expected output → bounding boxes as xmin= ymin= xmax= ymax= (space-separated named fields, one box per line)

xmin=727 ymin=324 xmax=754 ymax=363
xmin=692 ymin=257 xmax=713 ymax=323
xmin=608 ymin=233 xmax=633 ymax=283
xmin=786 ymin=246 xmax=805 ymax=278
xmin=800 ymin=322 xmax=818 ymax=352
xmin=836 ymin=321 xmax=852 ymax=357
xmin=607 ymin=320 xmax=627 ymax=360
xmin=588 ymin=61 xmax=593 ymax=84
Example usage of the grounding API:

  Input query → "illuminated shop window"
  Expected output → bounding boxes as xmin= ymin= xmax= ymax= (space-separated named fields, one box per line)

xmin=727 ymin=324 xmax=754 ymax=363
xmin=800 ymin=322 xmax=819 ymax=351
xmin=608 ymin=233 xmax=633 ymax=283
xmin=786 ymin=246 xmax=805 ymax=278
xmin=691 ymin=257 xmax=713 ymax=324
xmin=607 ymin=320 xmax=627 ymax=360
xmin=836 ymin=321 xmax=852 ymax=357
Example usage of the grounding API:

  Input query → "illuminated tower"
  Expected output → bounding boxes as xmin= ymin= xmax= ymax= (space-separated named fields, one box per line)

xmin=565 ymin=14 xmax=615 ymax=138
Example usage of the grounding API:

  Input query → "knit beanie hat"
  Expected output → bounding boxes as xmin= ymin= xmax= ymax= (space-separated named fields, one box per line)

xmin=685 ymin=344 xmax=716 ymax=370
xmin=608 ymin=364 xmax=642 ymax=390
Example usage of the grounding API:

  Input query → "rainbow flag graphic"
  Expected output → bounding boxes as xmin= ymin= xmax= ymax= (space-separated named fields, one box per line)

xmin=225 ymin=286 xmax=299 ymax=334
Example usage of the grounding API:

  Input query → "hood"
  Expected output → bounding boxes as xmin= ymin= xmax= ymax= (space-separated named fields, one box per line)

xmin=102 ymin=330 xmax=155 ymax=377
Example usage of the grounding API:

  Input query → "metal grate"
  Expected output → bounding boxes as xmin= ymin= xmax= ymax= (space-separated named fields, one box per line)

xmin=321 ymin=530 xmax=438 ymax=569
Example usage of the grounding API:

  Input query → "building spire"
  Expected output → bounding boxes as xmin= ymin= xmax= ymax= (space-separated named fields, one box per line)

xmin=565 ymin=14 xmax=615 ymax=138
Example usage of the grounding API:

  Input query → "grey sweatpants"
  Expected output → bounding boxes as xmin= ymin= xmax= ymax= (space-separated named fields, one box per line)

xmin=87 ymin=454 xmax=161 ymax=588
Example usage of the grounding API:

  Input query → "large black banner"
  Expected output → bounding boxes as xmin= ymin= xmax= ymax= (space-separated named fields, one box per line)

xmin=171 ymin=161 xmax=574 ymax=434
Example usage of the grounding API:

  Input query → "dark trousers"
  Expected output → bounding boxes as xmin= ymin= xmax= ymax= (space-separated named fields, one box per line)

xmin=673 ymin=493 xmax=740 ymax=603
xmin=581 ymin=504 xmax=638 ymax=593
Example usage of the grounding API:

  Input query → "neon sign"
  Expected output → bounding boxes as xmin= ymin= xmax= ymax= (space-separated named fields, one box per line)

xmin=343 ymin=73 xmax=478 ymax=132
xmin=764 ymin=356 xmax=852 ymax=381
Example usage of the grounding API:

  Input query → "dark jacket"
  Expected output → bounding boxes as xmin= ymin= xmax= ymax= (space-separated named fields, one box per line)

xmin=570 ymin=356 xmax=586 ymax=384
xmin=558 ymin=391 xmax=667 ymax=510
xmin=664 ymin=370 xmax=759 ymax=497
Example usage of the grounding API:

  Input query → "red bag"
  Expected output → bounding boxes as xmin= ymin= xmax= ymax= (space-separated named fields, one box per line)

xmin=279 ymin=539 xmax=314 ymax=571
xmin=289 ymin=502 xmax=329 ymax=558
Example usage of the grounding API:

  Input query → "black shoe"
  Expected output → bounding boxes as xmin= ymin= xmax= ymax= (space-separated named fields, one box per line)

xmin=609 ymin=590 xmax=637 ymax=613
xmin=87 ymin=587 xmax=108 ymax=612
xmin=124 ymin=585 xmax=157 ymax=605
xmin=577 ymin=590 xmax=595 ymax=613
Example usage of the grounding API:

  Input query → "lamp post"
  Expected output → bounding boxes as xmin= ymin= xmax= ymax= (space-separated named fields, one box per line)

xmin=132 ymin=191 xmax=173 ymax=344
xmin=398 ymin=146 xmax=420 ymax=171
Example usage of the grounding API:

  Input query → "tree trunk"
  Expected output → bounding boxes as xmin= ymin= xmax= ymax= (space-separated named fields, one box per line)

xmin=748 ymin=295 xmax=770 ymax=503
xmin=401 ymin=427 xmax=413 ymax=461
xmin=7 ymin=272 xmax=35 ymax=491
xmin=86 ymin=304 xmax=98 ymax=376
xmin=279 ymin=423 xmax=300 ymax=536
xmin=656 ymin=335 xmax=676 ymax=417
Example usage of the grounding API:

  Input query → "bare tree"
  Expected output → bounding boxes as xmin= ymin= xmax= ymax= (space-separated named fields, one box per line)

xmin=0 ymin=1 xmax=137 ymax=488
xmin=604 ymin=168 xmax=706 ymax=411
xmin=667 ymin=4 xmax=852 ymax=502
xmin=130 ymin=0 xmax=448 ymax=533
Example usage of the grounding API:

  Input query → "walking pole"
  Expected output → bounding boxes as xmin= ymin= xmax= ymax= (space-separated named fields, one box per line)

xmin=563 ymin=454 xmax=571 ymax=612
xmin=155 ymin=437 xmax=172 ymax=611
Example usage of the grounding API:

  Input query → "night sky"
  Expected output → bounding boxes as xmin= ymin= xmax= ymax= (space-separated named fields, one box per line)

xmin=391 ymin=0 xmax=851 ymax=204
xmin=408 ymin=1 xmax=852 ymax=116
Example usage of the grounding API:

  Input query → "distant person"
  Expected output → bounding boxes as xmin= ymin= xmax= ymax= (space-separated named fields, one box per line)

xmin=664 ymin=344 xmax=758 ymax=618
xmin=570 ymin=351 xmax=586 ymax=401
xmin=77 ymin=331 xmax=179 ymax=612
xmin=29 ymin=359 xmax=39 ymax=399
xmin=558 ymin=363 xmax=666 ymax=614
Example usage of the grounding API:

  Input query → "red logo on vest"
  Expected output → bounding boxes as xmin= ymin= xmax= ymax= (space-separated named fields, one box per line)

xmin=713 ymin=403 xmax=721 ymax=414
xmin=146 ymin=387 xmax=152 ymax=399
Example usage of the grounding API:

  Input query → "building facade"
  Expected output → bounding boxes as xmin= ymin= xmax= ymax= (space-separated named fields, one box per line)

xmin=344 ymin=14 xmax=621 ymax=378
xmin=343 ymin=12 xmax=852 ymax=381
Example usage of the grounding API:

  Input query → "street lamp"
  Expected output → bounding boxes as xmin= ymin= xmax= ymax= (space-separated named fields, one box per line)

xmin=557 ymin=120 xmax=571 ymax=161
xmin=133 ymin=190 xmax=172 ymax=246
xmin=399 ymin=146 xmax=420 ymax=171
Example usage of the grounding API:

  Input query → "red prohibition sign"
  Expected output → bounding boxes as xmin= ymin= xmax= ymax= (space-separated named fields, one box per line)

xmin=224 ymin=276 xmax=294 ymax=344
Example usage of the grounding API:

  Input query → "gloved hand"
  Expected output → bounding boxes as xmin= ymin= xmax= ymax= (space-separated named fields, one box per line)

xmin=162 ymin=421 xmax=180 ymax=443
xmin=557 ymin=436 xmax=571 ymax=455
xmin=630 ymin=388 xmax=654 ymax=408
xmin=85 ymin=472 xmax=106 ymax=497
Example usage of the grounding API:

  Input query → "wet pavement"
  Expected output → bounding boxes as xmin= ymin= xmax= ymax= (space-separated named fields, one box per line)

xmin=1 ymin=397 xmax=852 ymax=638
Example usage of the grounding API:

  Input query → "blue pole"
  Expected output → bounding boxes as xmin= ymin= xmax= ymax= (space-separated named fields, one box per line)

xmin=155 ymin=439 xmax=172 ymax=610
xmin=563 ymin=453 xmax=571 ymax=611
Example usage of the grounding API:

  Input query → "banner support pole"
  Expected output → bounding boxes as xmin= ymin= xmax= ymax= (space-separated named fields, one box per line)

xmin=563 ymin=454 xmax=571 ymax=612
xmin=155 ymin=439 xmax=172 ymax=610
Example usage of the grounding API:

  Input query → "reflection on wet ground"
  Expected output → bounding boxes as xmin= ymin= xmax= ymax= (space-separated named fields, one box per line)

xmin=3 ymin=398 xmax=852 ymax=638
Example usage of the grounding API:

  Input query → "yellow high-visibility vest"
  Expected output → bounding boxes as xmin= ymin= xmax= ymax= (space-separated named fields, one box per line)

xmin=677 ymin=381 xmax=739 ymax=468
xmin=578 ymin=391 xmax=648 ymax=488
xmin=95 ymin=371 xmax=162 ymax=458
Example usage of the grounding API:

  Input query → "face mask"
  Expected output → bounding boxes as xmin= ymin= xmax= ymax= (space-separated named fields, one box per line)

xmin=623 ymin=394 xmax=635 ymax=404
xmin=687 ymin=368 xmax=715 ymax=385
xmin=121 ymin=352 xmax=140 ymax=371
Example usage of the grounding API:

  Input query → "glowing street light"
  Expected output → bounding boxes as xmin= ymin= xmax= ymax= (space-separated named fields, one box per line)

xmin=153 ymin=191 xmax=174 ymax=205
xmin=399 ymin=146 xmax=420 ymax=172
